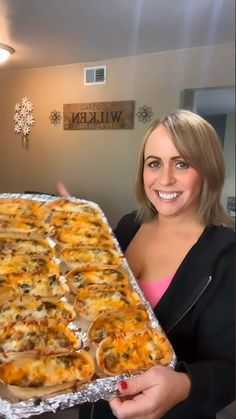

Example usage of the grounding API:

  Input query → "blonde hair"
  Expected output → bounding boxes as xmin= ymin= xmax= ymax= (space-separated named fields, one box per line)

xmin=135 ymin=109 xmax=234 ymax=227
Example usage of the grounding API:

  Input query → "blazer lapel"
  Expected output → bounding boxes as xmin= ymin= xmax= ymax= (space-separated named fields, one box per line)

xmin=154 ymin=226 xmax=213 ymax=332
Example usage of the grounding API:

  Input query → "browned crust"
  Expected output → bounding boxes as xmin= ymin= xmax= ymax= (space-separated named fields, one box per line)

xmin=0 ymin=270 xmax=69 ymax=302
xmin=74 ymin=284 xmax=141 ymax=321
xmin=0 ymin=235 xmax=56 ymax=257
xmin=0 ymin=297 xmax=76 ymax=326
xmin=61 ymin=246 xmax=122 ymax=267
xmin=66 ymin=264 xmax=129 ymax=293
xmin=96 ymin=328 xmax=174 ymax=375
xmin=46 ymin=198 xmax=100 ymax=217
xmin=87 ymin=307 xmax=151 ymax=345
xmin=0 ymin=351 xmax=95 ymax=400
xmin=0 ymin=217 xmax=55 ymax=238
xmin=0 ymin=198 xmax=49 ymax=220
xmin=50 ymin=210 xmax=104 ymax=228
xmin=5 ymin=381 xmax=77 ymax=401
xmin=55 ymin=226 xmax=113 ymax=248
xmin=0 ymin=254 xmax=59 ymax=276
xmin=0 ymin=320 xmax=81 ymax=356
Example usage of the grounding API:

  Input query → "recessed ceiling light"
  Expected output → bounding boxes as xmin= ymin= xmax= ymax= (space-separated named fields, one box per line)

xmin=0 ymin=43 xmax=15 ymax=63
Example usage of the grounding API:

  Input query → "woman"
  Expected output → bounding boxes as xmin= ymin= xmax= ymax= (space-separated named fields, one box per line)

xmin=57 ymin=109 xmax=235 ymax=419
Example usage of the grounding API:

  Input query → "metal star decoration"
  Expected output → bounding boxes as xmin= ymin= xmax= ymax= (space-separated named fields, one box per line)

xmin=136 ymin=105 xmax=153 ymax=123
xmin=49 ymin=110 xmax=61 ymax=125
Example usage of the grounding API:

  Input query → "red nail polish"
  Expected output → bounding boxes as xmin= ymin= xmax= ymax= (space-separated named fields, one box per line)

xmin=119 ymin=380 xmax=128 ymax=390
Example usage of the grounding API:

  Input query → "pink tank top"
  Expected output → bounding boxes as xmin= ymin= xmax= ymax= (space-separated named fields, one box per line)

xmin=139 ymin=274 xmax=174 ymax=308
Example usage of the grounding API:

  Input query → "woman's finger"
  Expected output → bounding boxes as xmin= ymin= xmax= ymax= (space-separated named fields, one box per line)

xmin=110 ymin=392 xmax=156 ymax=419
xmin=56 ymin=181 xmax=71 ymax=197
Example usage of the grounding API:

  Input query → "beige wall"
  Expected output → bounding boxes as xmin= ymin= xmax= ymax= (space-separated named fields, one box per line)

xmin=0 ymin=42 xmax=234 ymax=227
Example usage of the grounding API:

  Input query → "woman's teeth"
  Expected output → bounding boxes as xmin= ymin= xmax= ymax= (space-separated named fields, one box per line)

xmin=158 ymin=192 xmax=180 ymax=200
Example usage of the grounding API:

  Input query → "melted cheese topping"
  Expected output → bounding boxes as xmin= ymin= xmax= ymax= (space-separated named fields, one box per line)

xmin=0 ymin=254 xmax=59 ymax=276
xmin=0 ymin=351 xmax=94 ymax=387
xmin=61 ymin=247 xmax=122 ymax=266
xmin=66 ymin=265 xmax=129 ymax=291
xmin=88 ymin=308 xmax=150 ymax=344
xmin=56 ymin=227 xmax=113 ymax=247
xmin=0 ymin=236 xmax=55 ymax=257
xmin=0 ymin=273 xmax=69 ymax=300
xmin=47 ymin=198 xmax=100 ymax=216
xmin=75 ymin=285 xmax=141 ymax=320
xmin=0 ymin=321 xmax=81 ymax=354
xmin=0 ymin=298 xmax=75 ymax=325
xmin=50 ymin=211 xmax=104 ymax=229
xmin=97 ymin=328 xmax=173 ymax=375
xmin=0 ymin=198 xmax=49 ymax=220
xmin=0 ymin=255 xmax=51 ymax=275
xmin=0 ymin=217 xmax=54 ymax=237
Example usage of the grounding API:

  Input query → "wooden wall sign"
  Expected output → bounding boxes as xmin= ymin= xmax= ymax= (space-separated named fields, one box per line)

xmin=63 ymin=101 xmax=134 ymax=130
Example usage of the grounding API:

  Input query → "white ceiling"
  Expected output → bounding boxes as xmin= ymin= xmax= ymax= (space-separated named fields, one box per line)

xmin=0 ymin=0 xmax=235 ymax=72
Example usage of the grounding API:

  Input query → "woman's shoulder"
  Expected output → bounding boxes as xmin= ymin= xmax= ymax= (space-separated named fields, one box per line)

xmin=116 ymin=210 xmax=139 ymax=226
xmin=200 ymin=224 xmax=235 ymax=262
xmin=113 ymin=210 xmax=140 ymax=251
xmin=207 ymin=224 xmax=235 ymax=243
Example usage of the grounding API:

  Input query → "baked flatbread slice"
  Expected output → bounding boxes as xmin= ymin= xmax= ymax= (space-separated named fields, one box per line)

xmin=0 ymin=216 xmax=54 ymax=238
xmin=0 ymin=272 xmax=69 ymax=302
xmin=88 ymin=307 xmax=151 ymax=345
xmin=0 ymin=235 xmax=55 ymax=257
xmin=55 ymin=226 xmax=113 ymax=247
xmin=96 ymin=328 xmax=174 ymax=375
xmin=0 ymin=254 xmax=59 ymax=275
xmin=61 ymin=246 xmax=122 ymax=268
xmin=75 ymin=284 xmax=141 ymax=321
xmin=47 ymin=198 xmax=101 ymax=217
xmin=0 ymin=351 xmax=94 ymax=399
xmin=0 ymin=198 xmax=49 ymax=220
xmin=50 ymin=210 xmax=104 ymax=229
xmin=0 ymin=297 xmax=76 ymax=326
xmin=66 ymin=265 xmax=130 ymax=293
xmin=0 ymin=320 xmax=81 ymax=355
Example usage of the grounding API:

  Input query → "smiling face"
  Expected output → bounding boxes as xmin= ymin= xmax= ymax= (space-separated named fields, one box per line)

xmin=143 ymin=124 xmax=203 ymax=221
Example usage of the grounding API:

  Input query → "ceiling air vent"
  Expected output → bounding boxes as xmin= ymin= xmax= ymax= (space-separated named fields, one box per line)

xmin=84 ymin=65 xmax=106 ymax=85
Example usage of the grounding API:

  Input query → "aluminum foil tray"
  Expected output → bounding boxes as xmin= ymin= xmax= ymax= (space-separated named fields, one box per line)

xmin=0 ymin=193 xmax=176 ymax=419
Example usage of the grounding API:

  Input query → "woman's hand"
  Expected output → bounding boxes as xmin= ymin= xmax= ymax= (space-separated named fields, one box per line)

xmin=56 ymin=182 xmax=71 ymax=197
xmin=109 ymin=366 xmax=191 ymax=419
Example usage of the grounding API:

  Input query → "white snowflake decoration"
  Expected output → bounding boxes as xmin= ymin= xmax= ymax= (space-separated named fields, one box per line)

xmin=14 ymin=97 xmax=35 ymax=146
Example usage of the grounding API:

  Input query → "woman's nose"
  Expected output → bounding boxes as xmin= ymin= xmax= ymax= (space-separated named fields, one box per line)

xmin=159 ymin=167 xmax=175 ymax=185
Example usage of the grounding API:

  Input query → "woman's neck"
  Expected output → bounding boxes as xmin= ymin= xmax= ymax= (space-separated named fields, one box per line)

xmin=150 ymin=213 xmax=206 ymax=235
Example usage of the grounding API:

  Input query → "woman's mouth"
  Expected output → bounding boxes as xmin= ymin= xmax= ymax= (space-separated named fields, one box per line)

xmin=157 ymin=191 xmax=182 ymax=200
